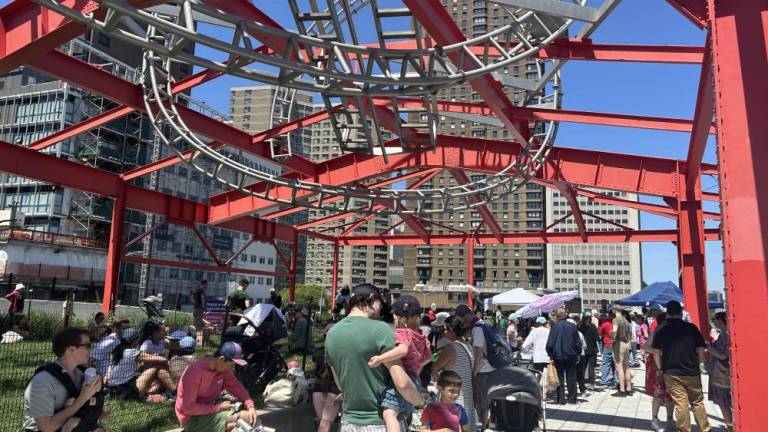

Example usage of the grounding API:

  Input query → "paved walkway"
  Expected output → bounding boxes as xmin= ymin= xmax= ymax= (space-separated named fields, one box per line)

xmin=541 ymin=365 xmax=728 ymax=431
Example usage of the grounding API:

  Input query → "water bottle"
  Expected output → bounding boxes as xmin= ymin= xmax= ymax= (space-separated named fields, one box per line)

xmin=84 ymin=367 xmax=98 ymax=386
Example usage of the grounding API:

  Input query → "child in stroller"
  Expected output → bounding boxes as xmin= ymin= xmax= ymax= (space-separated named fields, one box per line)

xmin=222 ymin=304 xmax=289 ymax=397
xmin=482 ymin=366 xmax=544 ymax=432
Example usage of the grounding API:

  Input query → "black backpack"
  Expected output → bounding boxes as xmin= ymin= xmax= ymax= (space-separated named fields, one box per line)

xmin=29 ymin=364 xmax=104 ymax=432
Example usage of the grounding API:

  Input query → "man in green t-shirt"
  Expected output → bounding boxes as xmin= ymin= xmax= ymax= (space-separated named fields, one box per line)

xmin=225 ymin=279 xmax=252 ymax=326
xmin=326 ymin=284 xmax=423 ymax=432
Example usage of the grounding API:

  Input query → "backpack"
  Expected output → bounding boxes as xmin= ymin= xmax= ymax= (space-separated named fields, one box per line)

xmin=474 ymin=322 xmax=513 ymax=369
xmin=29 ymin=364 xmax=104 ymax=432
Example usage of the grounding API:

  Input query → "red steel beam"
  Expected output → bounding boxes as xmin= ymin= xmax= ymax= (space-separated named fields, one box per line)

xmin=708 ymin=1 xmax=768 ymax=430
xmin=29 ymin=105 xmax=135 ymax=151
xmin=28 ymin=50 xmax=319 ymax=177
xmin=684 ymin=36 xmax=714 ymax=190
xmin=404 ymin=0 xmax=529 ymax=144
xmin=208 ymin=134 xmax=713 ymax=224
xmin=124 ymin=220 xmax=166 ymax=250
xmin=676 ymin=176 xmax=709 ymax=334
xmin=379 ymin=39 xmax=705 ymax=64
xmin=666 ymin=0 xmax=708 ymax=28
xmin=102 ymin=181 xmax=126 ymax=313
xmin=555 ymin=182 xmax=588 ymax=242
xmin=0 ymin=139 xmax=299 ymax=244
xmin=122 ymin=255 xmax=280 ymax=277
xmin=337 ymin=228 xmax=721 ymax=246
xmin=392 ymin=98 xmax=717 ymax=134
xmin=0 ymin=0 xmax=173 ymax=73
xmin=449 ymin=168 xmax=503 ymax=242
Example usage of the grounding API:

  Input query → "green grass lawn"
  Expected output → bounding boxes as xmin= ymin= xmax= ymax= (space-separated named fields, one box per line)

xmin=0 ymin=331 xmax=322 ymax=431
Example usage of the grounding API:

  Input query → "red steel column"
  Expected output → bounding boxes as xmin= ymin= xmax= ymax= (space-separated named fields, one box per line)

xmin=103 ymin=182 xmax=126 ymax=314
xmin=676 ymin=178 xmax=710 ymax=335
xmin=708 ymin=1 xmax=768 ymax=430
xmin=288 ymin=231 xmax=299 ymax=303
xmin=467 ymin=237 xmax=474 ymax=307
xmin=330 ymin=242 xmax=339 ymax=313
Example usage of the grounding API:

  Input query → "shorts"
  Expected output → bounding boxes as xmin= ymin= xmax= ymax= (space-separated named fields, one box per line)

xmin=313 ymin=391 xmax=341 ymax=421
xmin=193 ymin=309 xmax=205 ymax=328
xmin=613 ymin=341 xmax=631 ymax=368
xmin=340 ymin=422 xmax=386 ymax=432
xmin=381 ymin=371 xmax=420 ymax=416
xmin=108 ymin=377 xmax=140 ymax=400
xmin=183 ymin=411 xmax=229 ymax=432
xmin=474 ymin=370 xmax=494 ymax=418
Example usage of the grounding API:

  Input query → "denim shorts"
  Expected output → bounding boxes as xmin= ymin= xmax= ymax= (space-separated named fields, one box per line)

xmin=380 ymin=371 xmax=421 ymax=415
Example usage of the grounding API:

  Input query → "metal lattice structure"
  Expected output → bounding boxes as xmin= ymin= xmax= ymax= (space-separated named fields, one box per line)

xmin=0 ymin=1 xmax=766 ymax=429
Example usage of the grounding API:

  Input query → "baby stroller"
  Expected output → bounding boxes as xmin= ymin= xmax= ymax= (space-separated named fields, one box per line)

xmin=483 ymin=366 xmax=545 ymax=432
xmin=141 ymin=293 xmax=165 ymax=323
xmin=223 ymin=304 xmax=289 ymax=397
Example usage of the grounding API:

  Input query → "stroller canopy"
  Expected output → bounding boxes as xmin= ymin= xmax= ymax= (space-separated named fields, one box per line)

xmin=238 ymin=304 xmax=287 ymax=338
xmin=485 ymin=366 xmax=542 ymax=404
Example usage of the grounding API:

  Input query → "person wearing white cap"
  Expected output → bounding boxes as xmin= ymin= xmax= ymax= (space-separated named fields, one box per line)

xmin=521 ymin=316 xmax=551 ymax=372
xmin=4 ymin=283 xmax=26 ymax=316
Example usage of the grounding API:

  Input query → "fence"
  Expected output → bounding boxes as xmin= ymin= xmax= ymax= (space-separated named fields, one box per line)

xmin=0 ymin=298 xmax=326 ymax=432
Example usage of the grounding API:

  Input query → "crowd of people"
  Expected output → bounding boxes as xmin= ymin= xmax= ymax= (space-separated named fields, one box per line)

xmin=17 ymin=280 xmax=733 ymax=432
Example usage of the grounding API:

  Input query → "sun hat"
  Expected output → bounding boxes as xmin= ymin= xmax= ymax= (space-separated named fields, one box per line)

xmin=432 ymin=311 xmax=451 ymax=327
xmin=535 ymin=316 xmax=547 ymax=324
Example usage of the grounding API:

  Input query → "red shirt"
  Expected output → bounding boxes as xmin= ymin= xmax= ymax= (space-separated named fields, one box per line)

xmin=420 ymin=402 xmax=468 ymax=432
xmin=395 ymin=327 xmax=431 ymax=374
xmin=427 ymin=310 xmax=436 ymax=322
xmin=175 ymin=358 xmax=254 ymax=425
xmin=598 ymin=321 xmax=613 ymax=348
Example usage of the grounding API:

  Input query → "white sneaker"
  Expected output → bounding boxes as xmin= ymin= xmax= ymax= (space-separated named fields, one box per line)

xmin=650 ymin=418 xmax=665 ymax=431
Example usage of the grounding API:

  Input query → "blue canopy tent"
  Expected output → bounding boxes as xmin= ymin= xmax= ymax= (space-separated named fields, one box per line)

xmin=615 ymin=281 xmax=724 ymax=308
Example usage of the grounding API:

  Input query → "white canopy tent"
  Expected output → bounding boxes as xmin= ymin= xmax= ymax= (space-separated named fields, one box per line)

xmin=491 ymin=288 xmax=541 ymax=306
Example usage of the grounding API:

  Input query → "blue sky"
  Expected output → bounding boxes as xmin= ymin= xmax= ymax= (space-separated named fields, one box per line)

xmin=4 ymin=0 xmax=724 ymax=289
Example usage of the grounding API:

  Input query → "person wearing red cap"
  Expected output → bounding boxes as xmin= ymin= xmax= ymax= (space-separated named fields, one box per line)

xmin=175 ymin=341 xmax=258 ymax=432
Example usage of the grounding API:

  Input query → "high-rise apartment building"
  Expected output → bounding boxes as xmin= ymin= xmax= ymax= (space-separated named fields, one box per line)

xmin=229 ymin=85 xmax=317 ymax=290
xmin=401 ymin=1 xmax=546 ymax=307
xmin=545 ymin=188 xmax=642 ymax=310
xmin=302 ymin=105 xmax=392 ymax=292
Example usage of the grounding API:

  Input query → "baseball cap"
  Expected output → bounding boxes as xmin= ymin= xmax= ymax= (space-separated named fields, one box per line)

xmin=217 ymin=341 xmax=247 ymax=366
xmin=432 ymin=311 xmax=451 ymax=327
xmin=392 ymin=295 xmax=421 ymax=318
xmin=535 ymin=317 xmax=547 ymax=324
xmin=179 ymin=336 xmax=196 ymax=350
xmin=169 ymin=330 xmax=187 ymax=340
xmin=121 ymin=327 xmax=141 ymax=343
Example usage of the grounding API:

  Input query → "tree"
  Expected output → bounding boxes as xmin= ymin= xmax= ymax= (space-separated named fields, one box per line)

xmin=288 ymin=284 xmax=329 ymax=311
xmin=641 ymin=280 xmax=648 ymax=289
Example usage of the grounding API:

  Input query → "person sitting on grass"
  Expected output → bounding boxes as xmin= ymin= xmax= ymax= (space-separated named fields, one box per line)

xmin=105 ymin=327 xmax=173 ymax=402
xmin=91 ymin=318 xmax=129 ymax=376
xmin=175 ymin=342 xmax=258 ymax=432
xmin=169 ymin=336 xmax=198 ymax=388
xmin=420 ymin=370 xmax=471 ymax=432
xmin=88 ymin=313 xmax=109 ymax=342
xmin=23 ymin=327 xmax=106 ymax=432
xmin=137 ymin=321 xmax=176 ymax=396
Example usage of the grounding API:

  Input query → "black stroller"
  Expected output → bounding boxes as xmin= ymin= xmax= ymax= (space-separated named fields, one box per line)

xmin=222 ymin=304 xmax=289 ymax=397
xmin=483 ymin=366 xmax=545 ymax=432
